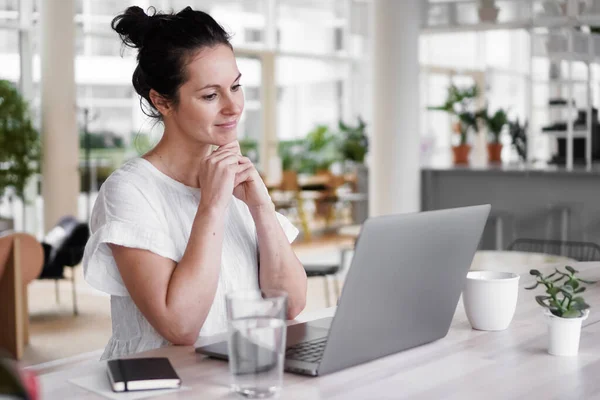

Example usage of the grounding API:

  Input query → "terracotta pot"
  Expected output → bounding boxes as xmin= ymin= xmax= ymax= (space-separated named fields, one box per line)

xmin=478 ymin=6 xmax=499 ymax=22
xmin=280 ymin=170 xmax=298 ymax=191
xmin=452 ymin=145 xmax=471 ymax=165
xmin=487 ymin=143 xmax=503 ymax=163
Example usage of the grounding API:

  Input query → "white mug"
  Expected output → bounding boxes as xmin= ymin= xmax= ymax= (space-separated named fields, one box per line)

xmin=463 ymin=270 xmax=520 ymax=331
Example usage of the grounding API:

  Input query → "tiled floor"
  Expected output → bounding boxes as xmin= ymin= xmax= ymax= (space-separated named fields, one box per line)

xmin=21 ymin=234 xmax=354 ymax=366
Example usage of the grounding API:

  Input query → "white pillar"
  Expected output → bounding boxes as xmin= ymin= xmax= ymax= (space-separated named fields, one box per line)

xmin=260 ymin=51 xmax=278 ymax=179
xmin=18 ymin=0 xmax=38 ymax=236
xmin=41 ymin=0 xmax=80 ymax=232
xmin=369 ymin=0 xmax=422 ymax=217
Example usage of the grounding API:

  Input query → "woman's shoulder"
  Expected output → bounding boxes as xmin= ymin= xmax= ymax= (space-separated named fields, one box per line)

xmin=102 ymin=157 xmax=157 ymax=192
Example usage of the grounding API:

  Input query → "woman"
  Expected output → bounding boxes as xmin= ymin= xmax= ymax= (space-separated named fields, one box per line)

xmin=82 ymin=6 xmax=307 ymax=360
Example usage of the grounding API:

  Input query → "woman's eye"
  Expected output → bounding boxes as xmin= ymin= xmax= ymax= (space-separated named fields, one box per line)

xmin=203 ymin=93 xmax=217 ymax=101
xmin=232 ymin=84 xmax=242 ymax=92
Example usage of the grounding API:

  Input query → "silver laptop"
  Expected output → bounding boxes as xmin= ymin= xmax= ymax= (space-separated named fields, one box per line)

xmin=196 ymin=205 xmax=491 ymax=376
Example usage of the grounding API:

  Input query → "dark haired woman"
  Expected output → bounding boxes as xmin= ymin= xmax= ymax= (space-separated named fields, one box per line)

xmin=82 ymin=6 xmax=307 ymax=360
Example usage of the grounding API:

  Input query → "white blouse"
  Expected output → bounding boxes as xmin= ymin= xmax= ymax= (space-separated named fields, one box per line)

xmin=82 ymin=157 xmax=298 ymax=360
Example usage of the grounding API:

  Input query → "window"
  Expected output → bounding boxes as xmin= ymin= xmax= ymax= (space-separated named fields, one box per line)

xmin=276 ymin=56 xmax=349 ymax=139
xmin=277 ymin=0 xmax=349 ymax=55
xmin=421 ymin=29 xmax=532 ymax=162
xmin=0 ymin=28 xmax=18 ymax=53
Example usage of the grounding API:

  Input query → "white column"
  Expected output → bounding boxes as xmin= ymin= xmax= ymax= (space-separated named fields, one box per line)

xmin=18 ymin=0 xmax=38 ymax=235
xmin=260 ymin=51 xmax=278 ymax=180
xmin=41 ymin=0 xmax=80 ymax=232
xmin=369 ymin=0 xmax=422 ymax=217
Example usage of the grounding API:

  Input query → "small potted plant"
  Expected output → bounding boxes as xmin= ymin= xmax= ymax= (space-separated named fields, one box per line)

xmin=478 ymin=0 xmax=500 ymax=22
xmin=304 ymin=124 xmax=340 ymax=176
xmin=428 ymin=84 xmax=481 ymax=165
xmin=338 ymin=116 xmax=368 ymax=168
xmin=508 ymin=118 xmax=528 ymax=163
xmin=481 ymin=107 xmax=508 ymax=163
xmin=525 ymin=266 xmax=597 ymax=356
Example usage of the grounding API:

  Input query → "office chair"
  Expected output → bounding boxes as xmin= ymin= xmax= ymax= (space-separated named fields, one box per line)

xmin=507 ymin=238 xmax=600 ymax=262
xmin=38 ymin=216 xmax=90 ymax=315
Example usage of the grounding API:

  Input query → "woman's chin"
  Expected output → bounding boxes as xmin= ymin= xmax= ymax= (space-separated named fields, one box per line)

xmin=213 ymin=131 xmax=238 ymax=146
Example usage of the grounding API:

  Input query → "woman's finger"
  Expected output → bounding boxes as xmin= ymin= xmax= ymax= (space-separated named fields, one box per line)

xmin=209 ymin=151 xmax=241 ymax=164
xmin=214 ymin=140 xmax=241 ymax=155
xmin=234 ymin=163 xmax=254 ymax=186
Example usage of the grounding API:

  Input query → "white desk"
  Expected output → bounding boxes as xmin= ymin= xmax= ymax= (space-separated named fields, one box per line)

xmin=33 ymin=261 xmax=600 ymax=399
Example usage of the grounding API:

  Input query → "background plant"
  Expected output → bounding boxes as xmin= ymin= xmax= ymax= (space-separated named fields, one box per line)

xmin=525 ymin=266 xmax=597 ymax=318
xmin=428 ymin=83 xmax=481 ymax=146
xmin=302 ymin=124 xmax=340 ymax=173
xmin=481 ymin=107 xmax=508 ymax=144
xmin=0 ymin=80 xmax=41 ymax=202
xmin=278 ymin=139 xmax=305 ymax=172
xmin=508 ymin=118 xmax=528 ymax=162
xmin=338 ymin=116 xmax=368 ymax=164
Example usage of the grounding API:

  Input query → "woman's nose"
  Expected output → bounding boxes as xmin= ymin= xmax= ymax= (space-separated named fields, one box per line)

xmin=222 ymin=94 xmax=242 ymax=115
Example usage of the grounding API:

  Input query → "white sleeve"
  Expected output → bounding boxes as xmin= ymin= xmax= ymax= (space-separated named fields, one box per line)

xmin=82 ymin=175 xmax=178 ymax=297
xmin=275 ymin=211 xmax=299 ymax=243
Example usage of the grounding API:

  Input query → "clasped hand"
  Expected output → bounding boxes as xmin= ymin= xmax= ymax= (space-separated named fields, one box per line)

xmin=197 ymin=141 xmax=271 ymax=211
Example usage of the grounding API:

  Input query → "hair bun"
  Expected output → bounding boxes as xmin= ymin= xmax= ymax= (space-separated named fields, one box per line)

xmin=111 ymin=6 xmax=153 ymax=49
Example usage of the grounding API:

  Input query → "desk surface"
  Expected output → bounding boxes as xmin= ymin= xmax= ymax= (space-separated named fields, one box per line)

xmin=35 ymin=262 xmax=600 ymax=399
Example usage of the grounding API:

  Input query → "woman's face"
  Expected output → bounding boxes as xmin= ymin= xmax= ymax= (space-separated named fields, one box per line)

xmin=169 ymin=44 xmax=244 ymax=147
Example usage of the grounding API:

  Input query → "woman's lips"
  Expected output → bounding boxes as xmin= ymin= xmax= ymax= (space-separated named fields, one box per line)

xmin=215 ymin=120 xmax=237 ymax=129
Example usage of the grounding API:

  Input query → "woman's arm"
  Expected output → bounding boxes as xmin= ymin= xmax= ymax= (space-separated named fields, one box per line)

xmin=251 ymin=204 xmax=307 ymax=319
xmin=110 ymin=205 xmax=225 ymax=345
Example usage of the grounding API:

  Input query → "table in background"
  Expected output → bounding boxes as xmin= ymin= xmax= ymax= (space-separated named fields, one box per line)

xmin=34 ymin=262 xmax=600 ymax=399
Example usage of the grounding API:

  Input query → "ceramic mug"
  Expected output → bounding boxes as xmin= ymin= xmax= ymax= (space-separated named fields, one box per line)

xmin=463 ymin=270 xmax=520 ymax=331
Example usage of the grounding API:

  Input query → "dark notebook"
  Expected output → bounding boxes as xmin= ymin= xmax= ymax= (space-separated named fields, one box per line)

xmin=106 ymin=357 xmax=181 ymax=392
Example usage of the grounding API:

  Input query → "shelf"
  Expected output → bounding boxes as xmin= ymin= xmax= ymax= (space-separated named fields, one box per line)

xmin=421 ymin=20 xmax=531 ymax=35
xmin=576 ymin=15 xmax=600 ymax=26
xmin=422 ymin=16 xmax=600 ymax=35
xmin=541 ymin=129 xmax=589 ymax=138
xmin=532 ymin=79 xmax=590 ymax=84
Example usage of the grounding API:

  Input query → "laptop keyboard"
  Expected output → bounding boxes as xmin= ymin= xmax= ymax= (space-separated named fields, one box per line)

xmin=285 ymin=337 xmax=328 ymax=363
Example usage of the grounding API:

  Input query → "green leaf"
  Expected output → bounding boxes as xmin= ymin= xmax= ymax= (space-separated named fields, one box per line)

xmin=524 ymin=282 xmax=539 ymax=290
xmin=565 ymin=266 xmax=578 ymax=274
xmin=571 ymin=302 xmax=590 ymax=311
xmin=558 ymin=290 xmax=573 ymax=300
xmin=561 ymin=285 xmax=574 ymax=293
xmin=536 ymin=296 xmax=550 ymax=308
xmin=562 ymin=309 xmax=582 ymax=318
xmin=578 ymin=278 xmax=598 ymax=284
xmin=574 ymin=287 xmax=586 ymax=294
xmin=547 ymin=287 xmax=560 ymax=296
xmin=567 ymin=279 xmax=579 ymax=290
xmin=530 ymin=269 xmax=542 ymax=276
xmin=555 ymin=268 xmax=568 ymax=276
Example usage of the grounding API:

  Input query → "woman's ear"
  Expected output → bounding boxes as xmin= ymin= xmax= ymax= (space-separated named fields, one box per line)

xmin=149 ymin=89 xmax=172 ymax=116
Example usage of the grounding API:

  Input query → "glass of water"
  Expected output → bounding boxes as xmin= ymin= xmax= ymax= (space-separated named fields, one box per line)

xmin=226 ymin=289 xmax=288 ymax=399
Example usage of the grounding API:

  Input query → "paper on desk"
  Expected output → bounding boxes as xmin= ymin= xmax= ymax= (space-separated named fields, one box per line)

xmin=68 ymin=370 xmax=189 ymax=400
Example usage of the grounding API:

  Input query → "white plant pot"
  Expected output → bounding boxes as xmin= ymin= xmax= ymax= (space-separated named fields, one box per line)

xmin=545 ymin=309 xmax=589 ymax=356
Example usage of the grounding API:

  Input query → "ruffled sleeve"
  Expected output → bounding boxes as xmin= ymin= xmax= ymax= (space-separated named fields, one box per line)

xmin=82 ymin=174 xmax=178 ymax=297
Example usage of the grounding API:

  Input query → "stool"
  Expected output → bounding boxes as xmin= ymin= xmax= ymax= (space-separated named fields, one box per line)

xmin=304 ymin=263 xmax=341 ymax=308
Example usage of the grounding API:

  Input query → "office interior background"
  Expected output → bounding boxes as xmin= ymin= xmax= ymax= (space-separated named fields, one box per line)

xmin=3 ymin=0 xmax=600 ymax=365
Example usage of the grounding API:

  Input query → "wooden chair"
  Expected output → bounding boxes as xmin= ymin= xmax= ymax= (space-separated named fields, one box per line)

xmin=0 ymin=232 xmax=44 ymax=359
